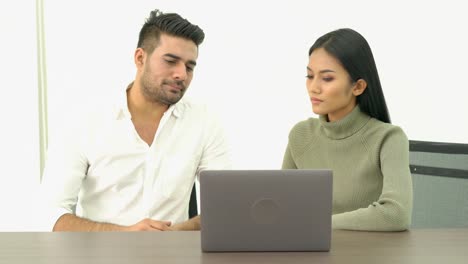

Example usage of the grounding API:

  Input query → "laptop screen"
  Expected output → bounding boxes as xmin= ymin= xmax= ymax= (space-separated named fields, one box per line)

xmin=200 ymin=169 xmax=333 ymax=252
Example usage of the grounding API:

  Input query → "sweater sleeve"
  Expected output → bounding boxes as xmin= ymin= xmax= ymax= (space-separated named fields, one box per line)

xmin=282 ymin=123 xmax=302 ymax=169
xmin=282 ymin=142 xmax=297 ymax=169
xmin=332 ymin=127 xmax=413 ymax=231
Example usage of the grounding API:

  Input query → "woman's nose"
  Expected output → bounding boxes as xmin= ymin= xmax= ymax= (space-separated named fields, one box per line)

xmin=307 ymin=79 xmax=321 ymax=94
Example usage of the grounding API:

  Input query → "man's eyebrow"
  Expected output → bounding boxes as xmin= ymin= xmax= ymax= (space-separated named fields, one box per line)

xmin=164 ymin=53 xmax=197 ymax=66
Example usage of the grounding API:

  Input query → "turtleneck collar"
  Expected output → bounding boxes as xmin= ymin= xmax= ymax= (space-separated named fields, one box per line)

xmin=319 ymin=105 xmax=371 ymax=140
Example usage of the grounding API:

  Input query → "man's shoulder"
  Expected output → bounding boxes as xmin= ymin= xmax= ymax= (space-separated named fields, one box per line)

xmin=176 ymin=97 xmax=218 ymax=119
xmin=177 ymin=97 xmax=208 ymax=110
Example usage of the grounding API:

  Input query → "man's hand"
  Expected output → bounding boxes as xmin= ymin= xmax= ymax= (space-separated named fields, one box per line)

xmin=125 ymin=218 xmax=172 ymax=231
xmin=168 ymin=215 xmax=200 ymax=231
xmin=53 ymin=214 xmax=172 ymax=231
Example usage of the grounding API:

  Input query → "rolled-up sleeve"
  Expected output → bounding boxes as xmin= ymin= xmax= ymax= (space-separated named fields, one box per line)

xmin=39 ymin=125 xmax=88 ymax=231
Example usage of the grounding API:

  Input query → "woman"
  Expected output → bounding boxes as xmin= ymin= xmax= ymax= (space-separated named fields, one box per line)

xmin=282 ymin=28 xmax=412 ymax=231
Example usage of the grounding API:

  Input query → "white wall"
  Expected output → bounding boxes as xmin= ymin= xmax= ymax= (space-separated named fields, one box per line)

xmin=0 ymin=1 xmax=40 ymax=231
xmin=2 ymin=0 xmax=467 ymax=230
xmin=44 ymin=0 xmax=467 ymax=174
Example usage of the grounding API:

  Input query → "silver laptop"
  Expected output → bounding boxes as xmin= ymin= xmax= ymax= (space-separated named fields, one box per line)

xmin=200 ymin=169 xmax=333 ymax=252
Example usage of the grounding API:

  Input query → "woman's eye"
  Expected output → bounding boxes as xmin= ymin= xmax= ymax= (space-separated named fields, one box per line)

xmin=323 ymin=77 xmax=334 ymax=82
xmin=305 ymin=75 xmax=314 ymax=79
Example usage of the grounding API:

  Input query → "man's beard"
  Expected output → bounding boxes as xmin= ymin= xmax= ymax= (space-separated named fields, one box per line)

xmin=141 ymin=77 xmax=186 ymax=105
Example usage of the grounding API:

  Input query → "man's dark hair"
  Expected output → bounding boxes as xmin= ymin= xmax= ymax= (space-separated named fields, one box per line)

xmin=137 ymin=9 xmax=205 ymax=54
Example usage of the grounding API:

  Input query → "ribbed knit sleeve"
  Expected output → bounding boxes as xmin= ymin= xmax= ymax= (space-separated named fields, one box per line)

xmin=332 ymin=126 xmax=413 ymax=231
xmin=283 ymin=106 xmax=413 ymax=232
xmin=282 ymin=121 xmax=309 ymax=169
xmin=282 ymin=143 xmax=297 ymax=169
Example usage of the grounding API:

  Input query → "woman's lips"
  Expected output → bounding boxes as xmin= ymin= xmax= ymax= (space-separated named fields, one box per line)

xmin=310 ymin=97 xmax=323 ymax=104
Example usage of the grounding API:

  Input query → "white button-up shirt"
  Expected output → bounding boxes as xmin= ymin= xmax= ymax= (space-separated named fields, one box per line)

xmin=40 ymin=91 xmax=231 ymax=230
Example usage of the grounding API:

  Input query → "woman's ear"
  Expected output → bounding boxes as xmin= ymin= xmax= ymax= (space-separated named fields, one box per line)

xmin=352 ymin=79 xmax=367 ymax=96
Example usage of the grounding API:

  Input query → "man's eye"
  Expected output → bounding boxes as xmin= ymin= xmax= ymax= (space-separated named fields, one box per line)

xmin=165 ymin=60 xmax=176 ymax=64
xmin=186 ymin=66 xmax=194 ymax=72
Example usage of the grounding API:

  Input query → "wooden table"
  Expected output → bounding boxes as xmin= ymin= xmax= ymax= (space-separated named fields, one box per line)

xmin=1 ymin=229 xmax=467 ymax=264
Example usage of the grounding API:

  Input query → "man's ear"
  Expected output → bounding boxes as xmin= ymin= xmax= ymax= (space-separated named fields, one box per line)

xmin=352 ymin=79 xmax=367 ymax=96
xmin=134 ymin=48 xmax=146 ymax=68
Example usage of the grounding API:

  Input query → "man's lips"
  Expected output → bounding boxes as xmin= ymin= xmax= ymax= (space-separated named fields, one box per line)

xmin=165 ymin=83 xmax=185 ymax=92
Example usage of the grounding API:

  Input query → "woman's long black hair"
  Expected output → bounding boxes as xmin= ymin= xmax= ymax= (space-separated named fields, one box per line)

xmin=309 ymin=28 xmax=391 ymax=123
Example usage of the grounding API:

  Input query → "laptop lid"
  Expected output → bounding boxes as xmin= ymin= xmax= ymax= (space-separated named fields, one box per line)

xmin=200 ymin=169 xmax=333 ymax=252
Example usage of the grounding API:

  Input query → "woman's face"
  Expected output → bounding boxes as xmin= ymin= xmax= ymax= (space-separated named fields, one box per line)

xmin=306 ymin=48 xmax=363 ymax=122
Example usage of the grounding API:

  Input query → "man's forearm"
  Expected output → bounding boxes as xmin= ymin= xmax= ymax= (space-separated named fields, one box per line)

xmin=170 ymin=215 xmax=201 ymax=231
xmin=53 ymin=213 xmax=127 ymax=231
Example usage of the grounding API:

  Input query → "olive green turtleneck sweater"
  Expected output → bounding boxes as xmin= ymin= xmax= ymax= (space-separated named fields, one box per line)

xmin=282 ymin=106 xmax=413 ymax=231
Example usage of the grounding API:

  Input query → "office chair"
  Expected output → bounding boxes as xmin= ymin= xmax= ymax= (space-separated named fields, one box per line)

xmin=409 ymin=140 xmax=468 ymax=228
xmin=188 ymin=184 xmax=198 ymax=219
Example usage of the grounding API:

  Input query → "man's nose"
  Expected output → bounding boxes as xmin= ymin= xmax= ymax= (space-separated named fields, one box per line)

xmin=173 ymin=62 xmax=187 ymax=81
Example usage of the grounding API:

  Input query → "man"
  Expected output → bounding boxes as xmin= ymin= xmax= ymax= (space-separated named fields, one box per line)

xmin=40 ymin=9 xmax=230 ymax=231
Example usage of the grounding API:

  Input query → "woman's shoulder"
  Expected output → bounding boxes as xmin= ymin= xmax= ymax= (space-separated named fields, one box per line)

xmin=365 ymin=118 xmax=409 ymax=142
xmin=290 ymin=117 xmax=319 ymax=133
xmin=286 ymin=117 xmax=321 ymax=156
xmin=288 ymin=117 xmax=321 ymax=142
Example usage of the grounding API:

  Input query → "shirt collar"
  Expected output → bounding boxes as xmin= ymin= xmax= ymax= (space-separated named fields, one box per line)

xmin=114 ymin=82 xmax=185 ymax=120
xmin=319 ymin=105 xmax=371 ymax=140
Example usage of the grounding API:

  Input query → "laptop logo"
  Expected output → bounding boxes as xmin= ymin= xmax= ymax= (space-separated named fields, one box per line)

xmin=250 ymin=198 xmax=280 ymax=225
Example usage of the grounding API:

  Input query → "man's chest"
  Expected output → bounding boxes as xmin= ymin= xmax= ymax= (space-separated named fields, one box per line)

xmin=132 ymin=121 xmax=160 ymax=146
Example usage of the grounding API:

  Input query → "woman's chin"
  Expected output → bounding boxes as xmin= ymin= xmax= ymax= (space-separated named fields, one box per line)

xmin=311 ymin=106 xmax=326 ymax=116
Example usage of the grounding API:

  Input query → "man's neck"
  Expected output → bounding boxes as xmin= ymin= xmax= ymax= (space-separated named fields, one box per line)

xmin=127 ymin=82 xmax=168 ymax=122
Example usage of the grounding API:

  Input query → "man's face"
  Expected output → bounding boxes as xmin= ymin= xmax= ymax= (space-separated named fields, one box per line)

xmin=137 ymin=34 xmax=198 ymax=105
